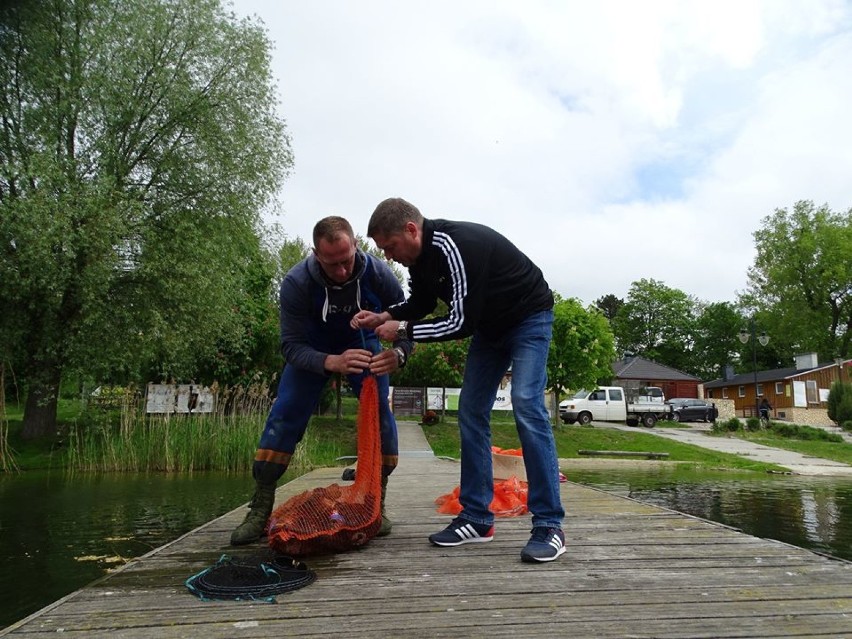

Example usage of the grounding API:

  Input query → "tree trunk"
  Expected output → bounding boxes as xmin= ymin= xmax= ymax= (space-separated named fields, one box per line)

xmin=21 ymin=369 xmax=61 ymax=440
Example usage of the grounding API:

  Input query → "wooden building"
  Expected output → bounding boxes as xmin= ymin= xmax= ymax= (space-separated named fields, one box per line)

xmin=612 ymin=355 xmax=701 ymax=400
xmin=703 ymin=353 xmax=852 ymax=425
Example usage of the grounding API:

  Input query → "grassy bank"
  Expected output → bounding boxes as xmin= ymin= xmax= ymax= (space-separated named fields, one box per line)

xmin=13 ymin=396 xmax=847 ymax=476
xmin=422 ymin=414 xmax=785 ymax=473
xmin=737 ymin=430 xmax=852 ymax=465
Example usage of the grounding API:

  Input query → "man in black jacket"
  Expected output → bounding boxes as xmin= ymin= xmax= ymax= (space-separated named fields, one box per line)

xmin=352 ymin=197 xmax=565 ymax=563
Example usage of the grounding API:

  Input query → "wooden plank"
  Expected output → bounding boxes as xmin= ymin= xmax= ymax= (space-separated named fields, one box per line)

xmin=3 ymin=425 xmax=851 ymax=639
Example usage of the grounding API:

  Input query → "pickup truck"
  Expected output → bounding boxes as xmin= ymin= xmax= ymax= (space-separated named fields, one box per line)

xmin=558 ymin=386 xmax=670 ymax=428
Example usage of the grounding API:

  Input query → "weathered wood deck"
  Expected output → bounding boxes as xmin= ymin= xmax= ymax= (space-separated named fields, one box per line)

xmin=3 ymin=421 xmax=851 ymax=638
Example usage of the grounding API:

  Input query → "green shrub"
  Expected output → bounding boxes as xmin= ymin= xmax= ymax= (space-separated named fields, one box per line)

xmin=827 ymin=381 xmax=852 ymax=425
xmin=712 ymin=417 xmax=741 ymax=434
xmin=745 ymin=417 xmax=762 ymax=432
xmin=768 ymin=421 xmax=843 ymax=443
xmin=842 ymin=420 xmax=852 ymax=432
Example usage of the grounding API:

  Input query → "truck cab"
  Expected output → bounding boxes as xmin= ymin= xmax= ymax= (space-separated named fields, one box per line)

xmin=558 ymin=385 xmax=668 ymax=426
xmin=558 ymin=386 xmax=626 ymax=425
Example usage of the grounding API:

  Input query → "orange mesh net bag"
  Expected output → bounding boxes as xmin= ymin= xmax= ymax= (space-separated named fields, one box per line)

xmin=435 ymin=447 xmax=529 ymax=518
xmin=267 ymin=375 xmax=382 ymax=556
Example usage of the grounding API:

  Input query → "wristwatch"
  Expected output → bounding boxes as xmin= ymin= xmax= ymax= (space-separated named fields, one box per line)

xmin=396 ymin=320 xmax=408 ymax=341
xmin=393 ymin=347 xmax=407 ymax=368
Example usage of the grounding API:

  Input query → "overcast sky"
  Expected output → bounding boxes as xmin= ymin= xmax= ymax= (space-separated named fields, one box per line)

xmin=230 ymin=0 xmax=852 ymax=307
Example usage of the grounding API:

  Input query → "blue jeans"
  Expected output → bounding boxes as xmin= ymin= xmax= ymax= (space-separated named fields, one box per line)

xmin=253 ymin=336 xmax=398 ymax=484
xmin=456 ymin=309 xmax=564 ymax=529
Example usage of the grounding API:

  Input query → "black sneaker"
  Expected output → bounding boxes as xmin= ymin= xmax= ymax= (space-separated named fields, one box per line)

xmin=429 ymin=517 xmax=494 ymax=546
xmin=520 ymin=527 xmax=566 ymax=562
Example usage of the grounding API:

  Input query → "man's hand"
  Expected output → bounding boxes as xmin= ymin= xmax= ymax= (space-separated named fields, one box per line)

xmin=368 ymin=349 xmax=400 ymax=375
xmin=324 ymin=349 xmax=373 ymax=374
xmin=374 ymin=320 xmax=400 ymax=342
xmin=350 ymin=310 xmax=390 ymax=330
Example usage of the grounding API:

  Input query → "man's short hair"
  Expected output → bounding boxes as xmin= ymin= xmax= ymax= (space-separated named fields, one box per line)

xmin=313 ymin=216 xmax=355 ymax=247
xmin=368 ymin=198 xmax=423 ymax=237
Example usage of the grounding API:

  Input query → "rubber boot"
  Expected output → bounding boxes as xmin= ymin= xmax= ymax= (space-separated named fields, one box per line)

xmin=377 ymin=475 xmax=392 ymax=537
xmin=230 ymin=482 xmax=276 ymax=546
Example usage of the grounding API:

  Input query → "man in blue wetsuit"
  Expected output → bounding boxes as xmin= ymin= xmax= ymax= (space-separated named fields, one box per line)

xmin=230 ymin=216 xmax=412 ymax=545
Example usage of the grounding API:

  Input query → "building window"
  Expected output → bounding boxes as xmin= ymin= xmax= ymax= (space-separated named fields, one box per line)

xmin=722 ymin=388 xmax=728 ymax=399
xmin=707 ymin=390 xmax=713 ymax=398
xmin=756 ymin=383 xmax=764 ymax=397
xmin=775 ymin=382 xmax=783 ymax=395
xmin=806 ymin=380 xmax=818 ymax=404
xmin=738 ymin=386 xmax=745 ymax=397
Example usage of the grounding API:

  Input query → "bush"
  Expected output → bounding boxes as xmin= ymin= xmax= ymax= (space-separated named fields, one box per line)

xmin=827 ymin=381 xmax=852 ymax=425
xmin=768 ymin=421 xmax=843 ymax=442
xmin=712 ymin=417 xmax=741 ymax=434
xmin=841 ymin=420 xmax=852 ymax=432
xmin=745 ymin=417 xmax=762 ymax=432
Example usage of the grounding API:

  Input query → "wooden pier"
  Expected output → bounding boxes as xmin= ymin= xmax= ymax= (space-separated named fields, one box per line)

xmin=3 ymin=421 xmax=851 ymax=638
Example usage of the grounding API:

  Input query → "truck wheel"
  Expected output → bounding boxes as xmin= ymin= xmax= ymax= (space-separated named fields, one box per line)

xmin=642 ymin=413 xmax=657 ymax=428
xmin=577 ymin=412 xmax=592 ymax=426
xmin=671 ymin=412 xmax=681 ymax=423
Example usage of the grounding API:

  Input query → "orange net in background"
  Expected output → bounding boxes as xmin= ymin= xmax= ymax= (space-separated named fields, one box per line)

xmin=435 ymin=476 xmax=528 ymax=517
xmin=435 ymin=446 xmax=529 ymax=518
xmin=267 ymin=375 xmax=382 ymax=556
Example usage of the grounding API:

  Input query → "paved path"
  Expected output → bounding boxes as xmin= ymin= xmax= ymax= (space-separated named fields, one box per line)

xmin=601 ymin=422 xmax=852 ymax=476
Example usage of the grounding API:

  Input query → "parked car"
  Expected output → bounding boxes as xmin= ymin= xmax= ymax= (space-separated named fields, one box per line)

xmin=665 ymin=398 xmax=718 ymax=422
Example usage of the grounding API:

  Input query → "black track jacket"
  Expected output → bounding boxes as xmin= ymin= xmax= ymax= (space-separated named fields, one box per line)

xmin=387 ymin=219 xmax=553 ymax=342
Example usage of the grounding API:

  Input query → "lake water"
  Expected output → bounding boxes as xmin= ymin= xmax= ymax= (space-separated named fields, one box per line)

xmin=2 ymin=467 xmax=851 ymax=629
xmin=568 ymin=466 xmax=852 ymax=562
xmin=0 ymin=470 xmax=250 ymax=630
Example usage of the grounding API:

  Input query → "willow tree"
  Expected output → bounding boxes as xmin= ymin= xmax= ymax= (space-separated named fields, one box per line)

xmin=0 ymin=0 xmax=291 ymax=438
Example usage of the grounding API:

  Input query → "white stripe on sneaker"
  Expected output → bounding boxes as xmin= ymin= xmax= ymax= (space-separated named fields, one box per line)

xmin=457 ymin=524 xmax=478 ymax=540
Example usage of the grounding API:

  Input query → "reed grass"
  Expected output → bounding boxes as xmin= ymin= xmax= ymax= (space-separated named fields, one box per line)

xmin=65 ymin=383 xmax=347 ymax=475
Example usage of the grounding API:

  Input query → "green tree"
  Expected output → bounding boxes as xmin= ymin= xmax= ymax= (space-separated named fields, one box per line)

xmin=548 ymin=297 xmax=615 ymax=403
xmin=611 ymin=279 xmax=696 ymax=371
xmin=0 ymin=0 xmax=291 ymax=438
xmin=278 ymin=234 xmax=311 ymax=276
xmin=745 ymin=201 xmax=852 ymax=361
xmin=392 ymin=340 xmax=468 ymax=388
xmin=195 ymin=227 xmax=282 ymax=386
xmin=594 ymin=294 xmax=624 ymax=321
xmin=827 ymin=381 xmax=852 ymax=427
xmin=691 ymin=302 xmax=747 ymax=380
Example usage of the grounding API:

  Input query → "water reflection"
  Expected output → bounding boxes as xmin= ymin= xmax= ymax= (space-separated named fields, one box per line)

xmin=569 ymin=467 xmax=852 ymax=561
xmin=0 ymin=470 xmax=249 ymax=630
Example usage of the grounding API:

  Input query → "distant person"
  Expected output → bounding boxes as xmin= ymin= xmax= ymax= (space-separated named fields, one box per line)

xmin=351 ymin=197 xmax=566 ymax=563
xmin=759 ymin=398 xmax=772 ymax=421
xmin=230 ymin=216 xmax=413 ymax=545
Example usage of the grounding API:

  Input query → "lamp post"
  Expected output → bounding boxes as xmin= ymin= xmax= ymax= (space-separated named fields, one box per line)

xmin=738 ymin=317 xmax=769 ymax=417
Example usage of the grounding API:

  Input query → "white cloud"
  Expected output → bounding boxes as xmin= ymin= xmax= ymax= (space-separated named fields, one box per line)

xmin=232 ymin=0 xmax=852 ymax=306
